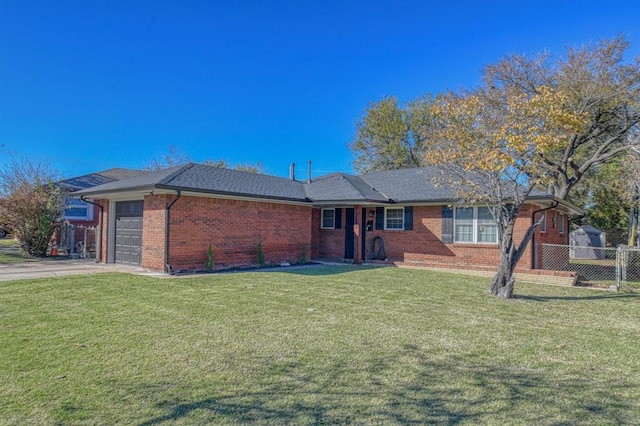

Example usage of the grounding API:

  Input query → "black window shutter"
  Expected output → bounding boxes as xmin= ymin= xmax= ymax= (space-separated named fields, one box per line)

xmin=404 ymin=206 xmax=413 ymax=230
xmin=334 ymin=208 xmax=342 ymax=229
xmin=442 ymin=206 xmax=453 ymax=243
xmin=375 ymin=207 xmax=384 ymax=230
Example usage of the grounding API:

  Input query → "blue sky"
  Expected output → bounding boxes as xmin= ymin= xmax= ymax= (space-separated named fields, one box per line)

xmin=1 ymin=1 xmax=639 ymax=179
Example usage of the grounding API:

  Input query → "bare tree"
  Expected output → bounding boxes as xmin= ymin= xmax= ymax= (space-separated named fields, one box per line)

xmin=0 ymin=158 xmax=65 ymax=256
xmin=146 ymin=145 xmax=266 ymax=173
xmin=144 ymin=145 xmax=193 ymax=171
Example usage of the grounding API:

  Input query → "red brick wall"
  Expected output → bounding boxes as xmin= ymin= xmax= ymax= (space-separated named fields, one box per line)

xmin=318 ymin=208 xmax=346 ymax=259
xmin=529 ymin=205 xmax=570 ymax=270
xmin=160 ymin=196 xmax=313 ymax=272
xmin=534 ymin=208 xmax=569 ymax=245
xmin=317 ymin=204 xmax=569 ymax=272
xmin=99 ymin=195 xmax=569 ymax=274
xmin=142 ymin=194 xmax=169 ymax=271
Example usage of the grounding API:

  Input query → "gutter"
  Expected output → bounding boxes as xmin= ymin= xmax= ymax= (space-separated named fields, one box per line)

xmin=74 ymin=185 xmax=312 ymax=205
xmin=165 ymin=191 xmax=181 ymax=274
xmin=531 ymin=201 xmax=559 ymax=269
xmin=80 ymin=196 xmax=103 ymax=263
xmin=154 ymin=184 xmax=311 ymax=204
xmin=72 ymin=185 xmax=157 ymax=198
xmin=527 ymin=196 xmax=584 ymax=216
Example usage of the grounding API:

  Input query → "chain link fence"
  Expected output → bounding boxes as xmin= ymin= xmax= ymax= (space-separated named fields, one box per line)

xmin=616 ymin=245 xmax=640 ymax=290
xmin=538 ymin=243 xmax=640 ymax=290
xmin=57 ymin=221 xmax=98 ymax=259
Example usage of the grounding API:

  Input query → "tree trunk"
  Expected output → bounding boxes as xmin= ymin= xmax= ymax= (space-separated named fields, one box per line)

xmin=489 ymin=239 xmax=516 ymax=298
xmin=489 ymin=213 xmax=544 ymax=298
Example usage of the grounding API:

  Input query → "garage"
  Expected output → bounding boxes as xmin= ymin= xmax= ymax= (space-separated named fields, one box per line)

xmin=115 ymin=200 xmax=144 ymax=265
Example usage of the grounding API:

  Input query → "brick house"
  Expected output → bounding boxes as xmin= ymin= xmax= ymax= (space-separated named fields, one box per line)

xmin=72 ymin=163 xmax=582 ymax=274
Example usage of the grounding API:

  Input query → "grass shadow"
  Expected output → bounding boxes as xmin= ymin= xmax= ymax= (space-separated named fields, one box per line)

xmin=276 ymin=263 xmax=387 ymax=276
xmin=136 ymin=346 xmax=636 ymax=425
xmin=516 ymin=293 xmax=640 ymax=302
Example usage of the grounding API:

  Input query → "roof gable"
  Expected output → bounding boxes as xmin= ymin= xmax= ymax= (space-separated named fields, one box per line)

xmin=303 ymin=173 xmax=388 ymax=203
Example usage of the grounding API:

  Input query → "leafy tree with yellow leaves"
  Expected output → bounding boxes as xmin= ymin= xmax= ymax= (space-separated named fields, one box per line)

xmin=484 ymin=36 xmax=640 ymax=201
xmin=428 ymin=84 xmax=588 ymax=297
xmin=351 ymin=37 xmax=640 ymax=297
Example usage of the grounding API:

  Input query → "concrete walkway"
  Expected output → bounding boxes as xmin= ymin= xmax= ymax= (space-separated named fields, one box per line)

xmin=0 ymin=259 xmax=166 ymax=282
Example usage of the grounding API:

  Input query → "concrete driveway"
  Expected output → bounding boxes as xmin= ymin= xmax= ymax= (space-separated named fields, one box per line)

xmin=0 ymin=259 xmax=165 ymax=282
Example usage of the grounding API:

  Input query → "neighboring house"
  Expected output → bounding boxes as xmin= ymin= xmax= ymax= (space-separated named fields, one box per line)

xmin=58 ymin=168 xmax=149 ymax=252
xmin=72 ymin=163 xmax=581 ymax=274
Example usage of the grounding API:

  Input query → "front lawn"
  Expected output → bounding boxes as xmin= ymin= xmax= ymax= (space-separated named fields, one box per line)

xmin=1 ymin=266 xmax=638 ymax=424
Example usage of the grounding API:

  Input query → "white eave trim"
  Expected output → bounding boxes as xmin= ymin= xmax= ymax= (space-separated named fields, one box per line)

xmin=81 ymin=188 xmax=313 ymax=207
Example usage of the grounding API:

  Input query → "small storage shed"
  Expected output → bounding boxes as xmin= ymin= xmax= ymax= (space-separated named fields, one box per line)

xmin=570 ymin=225 xmax=606 ymax=259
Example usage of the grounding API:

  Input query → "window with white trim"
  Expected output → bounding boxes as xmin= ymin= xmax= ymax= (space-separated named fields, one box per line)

xmin=63 ymin=197 xmax=93 ymax=221
xmin=321 ymin=209 xmax=335 ymax=229
xmin=559 ymin=213 xmax=565 ymax=234
xmin=477 ymin=206 xmax=498 ymax=243
xmin=385 ymin=207 xmax=404 ymax=230
xmin=454 ymin=206 xmax=498 ymax=244
xmin=540 ymin=212 xmax=547 ymax=233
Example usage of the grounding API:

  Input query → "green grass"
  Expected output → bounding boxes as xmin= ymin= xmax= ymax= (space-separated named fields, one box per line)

xmin=0 ymin=238 xmax=33 ymax=263
xmin=0 ymin=238 xmax=15 ymax=248
xmin=1 ymin=266 xmax=639 ymax=424
xmin=0 ymin=238 xmax=18 ymax=250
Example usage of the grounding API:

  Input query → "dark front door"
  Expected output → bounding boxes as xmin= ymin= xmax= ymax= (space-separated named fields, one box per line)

xmin=115 ymin=200 xmax=144 ymax=265
xmin=344 ymin=208 xmax=355 ymax=259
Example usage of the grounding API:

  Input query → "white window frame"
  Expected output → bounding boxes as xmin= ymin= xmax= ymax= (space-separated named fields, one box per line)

xmin=62 ymin=197 xmax=94 ymax=221
xmin=540 ymin=211 xmax=547 ymax=233
xmin=384 ymin=207 xmax=404 ymax=230
xmin=559 ymin=213 xmax=565 ymax=234
xmin=453 ymin=206 xmax=498 ymax=244
xmin=321 ymin=208 xmax=335 ymax=229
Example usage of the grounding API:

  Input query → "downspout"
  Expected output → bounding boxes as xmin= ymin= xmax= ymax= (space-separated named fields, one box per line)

xmin=80 ymin=196 xmax=103 ymax=263
xmin=165 ymin=191 xmax=182 ymax=274
xmin=531 ymin=201 xmax=559 ymax=269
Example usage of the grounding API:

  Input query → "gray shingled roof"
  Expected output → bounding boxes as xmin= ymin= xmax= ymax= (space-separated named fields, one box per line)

xmin=71 ymin=165 xmax=187 ymax=194
xmin=72 ymin=163 xmax=571 ymax=209
xmin=73 ymin=163 xmax=309 ymax=201
xmin=303 ymin=173 xmax=388 ymax=203
xmin=60 ymin=168 xmax=150 ymax=191
xmin=163 ymin=164 xmax=308 ymax=201
xmin=360 ymin=167 xmax=458 ymax=203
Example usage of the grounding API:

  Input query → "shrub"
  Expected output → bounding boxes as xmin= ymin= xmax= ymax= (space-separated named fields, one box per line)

xmin=205 ymin=243 xmax=214 ymax=272
xmin=257 ymin=242 xmax=265 ymax=267
xmin=0 ymin=159 xmax=65 ymax=256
